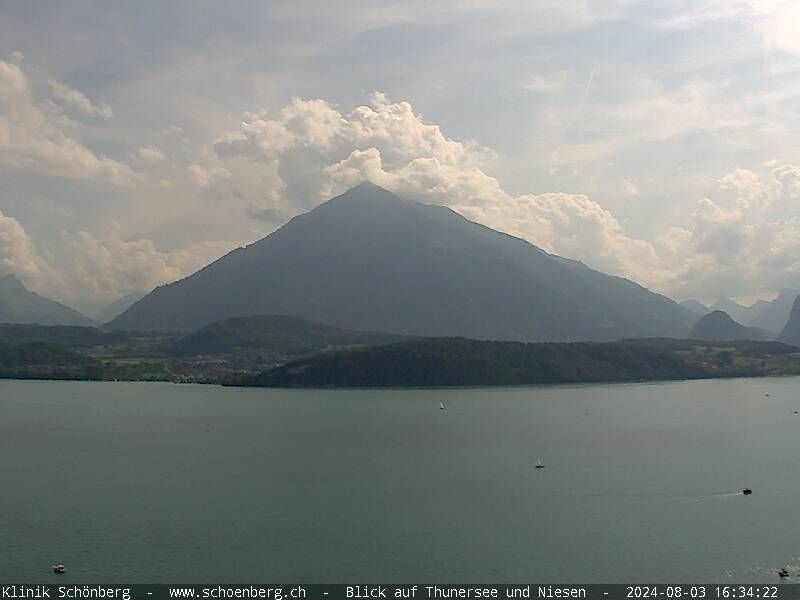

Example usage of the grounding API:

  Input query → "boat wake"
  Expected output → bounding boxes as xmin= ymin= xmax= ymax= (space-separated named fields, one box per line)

xmin=724 ymin=561 xmax=800 ymax=582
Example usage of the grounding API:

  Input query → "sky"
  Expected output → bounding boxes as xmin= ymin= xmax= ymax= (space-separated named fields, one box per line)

xmin=1 ymin=0 xmax=799 ymax=315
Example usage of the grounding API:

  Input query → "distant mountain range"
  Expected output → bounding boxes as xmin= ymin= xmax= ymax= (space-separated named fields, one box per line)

xmin=94 ymin=290 xmax=148 ymax=323
xmin=748 ymin=289 xmax=800 ymax=332
xmin=110 ymin=183 xmax=695 ymax=342
xmin=680 ymin=299 xmax=711 ymax=316
xmin=688 ymin=310 xmax=772 ymax=341
xmin=779 ymin=297 xmax=800 ymax=347
xmin=681 ymin=289 xmax=799 ymax=335
xmin=0 ymin=274 xmax=94 ymax=326
xmin=709 ymin=298 xmax=752 ymax=324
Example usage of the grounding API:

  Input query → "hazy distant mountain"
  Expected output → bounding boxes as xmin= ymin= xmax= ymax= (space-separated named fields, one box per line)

xmin=95 ymin=290 xmax=149 ymax=323
xmin=746 ymin=288 xmax=799 ymax=333
xmin=778 ymin=297 xmax=800 ymax=347
xmin=0 ymin=274 xmax=94 ymax=326
xmin=110 ymin=183 xmax=694 ymax=341
xmin=710 ymin=298 xmax=750 ymax=324
xmin=680 ymin=299 xmax=710 ymax=316
xmin=688 ymin=310 xmax=771 ymax=341
xmin=700 ymin=289 xmax=800 ymax=336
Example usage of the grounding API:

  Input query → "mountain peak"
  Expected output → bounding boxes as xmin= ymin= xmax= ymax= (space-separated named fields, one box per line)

xmin=351 ymin=180 xmax=384 ymax=191
xmin=325 ymin=182 xmax=405 ymax=207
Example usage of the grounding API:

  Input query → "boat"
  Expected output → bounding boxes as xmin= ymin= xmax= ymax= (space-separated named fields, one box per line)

xmin=52 ymin=564 xmax=65 ymax=574
xmin=534 ymin=459 xmax=545 ymax=469
xmin=778 ymin=569 xmax=789 ymax=578
xmin=439 ymin=402 xmax=445 ymax=410
xmin=742 ymin=488 xmax=752 ymax=495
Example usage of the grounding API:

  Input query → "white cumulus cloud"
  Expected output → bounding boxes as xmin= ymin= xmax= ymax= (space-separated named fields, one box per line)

xmin=0 ymin=55 xmax=136 ymax=186
xmin=48 ymin=80 xmax=113 ymax=120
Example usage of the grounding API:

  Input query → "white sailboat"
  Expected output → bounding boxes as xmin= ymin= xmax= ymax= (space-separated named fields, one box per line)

xmin=534 ymin=458 xmax=545 ymax=469
xmin=439 ymin=401 xmax=445 ymax=410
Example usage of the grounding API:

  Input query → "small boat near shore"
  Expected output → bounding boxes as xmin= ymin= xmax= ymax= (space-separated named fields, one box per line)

xmin=52 ymin=564 xmax=65 ymax=574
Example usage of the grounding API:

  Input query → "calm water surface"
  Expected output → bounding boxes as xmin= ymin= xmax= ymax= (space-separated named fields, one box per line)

xmin=1 ymin=377 xmax=799 ymax=583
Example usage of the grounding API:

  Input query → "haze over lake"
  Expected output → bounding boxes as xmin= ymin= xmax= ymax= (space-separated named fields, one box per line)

xmin=2 ymin=378 xmax=799 ymax=583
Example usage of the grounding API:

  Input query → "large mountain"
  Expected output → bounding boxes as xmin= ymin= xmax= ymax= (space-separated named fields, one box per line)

xmin=0 ymin=274 xmax=94 ymax=326
xmin=110 ymin=183 xmax=694 ymax=341
xmin=778 ymin=297 xmax=800 ymax=347
xmin=688 ymin=310 xmax=771 ymax=341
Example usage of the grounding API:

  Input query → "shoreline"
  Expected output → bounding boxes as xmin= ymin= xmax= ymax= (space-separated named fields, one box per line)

xmin=3 ymin=370 xmax=800 ymax=390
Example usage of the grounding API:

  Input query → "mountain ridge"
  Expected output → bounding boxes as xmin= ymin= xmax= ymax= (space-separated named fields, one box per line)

xmin=0 ymin=274 xmax=95 ymax=327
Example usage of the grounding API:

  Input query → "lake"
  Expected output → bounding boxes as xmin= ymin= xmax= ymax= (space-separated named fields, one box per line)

xmin=1 ymin=377 xmax=799 ymax=583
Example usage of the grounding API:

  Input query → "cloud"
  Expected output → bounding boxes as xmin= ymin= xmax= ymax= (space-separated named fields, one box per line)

xmin=136 ymin=145 xmax=166 ymax=163
xmin=29 ymin=198 xmax=75 ymax=219
xmin=246 ymin=204 xmax=283 ymax=223
xmin=0 ymin=55 xmax=136 ymax=186
xmin=48 ymin=80 xmax=113 ymax=120
xmin=718 ymin=168 xmax=777 ymax=210
xmin=0 ymin=210 xmax=240 ymax=311
xmin=216 ymin=92 xmax=494 ymax=207
xmin=652 ymin=164 xmax=800 ymax=300
xmin=187 ymin=163 xmax=231 ymax=188
xmin=621 ymin=178 xmax=639 ymax=197
xmin=0 ymin=209 xmax=61 ymax=291
xmin=523 ymin=71 xmax=569 ymax=93
xmin=57 ymin=225 xmax=238 ymax=307
xmin=690 ymin=198 xmax=751 ymax=263
xmin=544 ymin=78 xmax=766 ymax=169
xmin=772 ymin=164 xmax=800 ymax=201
